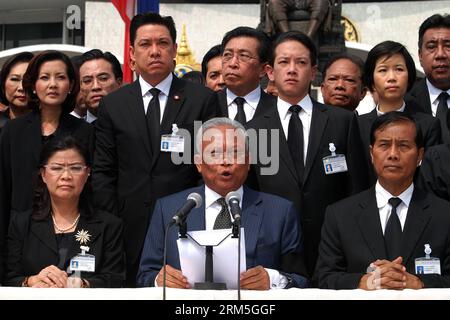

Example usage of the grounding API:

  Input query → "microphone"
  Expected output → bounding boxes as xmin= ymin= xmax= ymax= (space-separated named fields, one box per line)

xmin=226 ymin=191 xmax=241 ymax=223
xmin=170 ymin=193 xmax=202 ymax=226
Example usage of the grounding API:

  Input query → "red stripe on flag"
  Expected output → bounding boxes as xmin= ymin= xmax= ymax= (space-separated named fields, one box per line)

xmin=111 ymin=0 xmax=135 ymax=83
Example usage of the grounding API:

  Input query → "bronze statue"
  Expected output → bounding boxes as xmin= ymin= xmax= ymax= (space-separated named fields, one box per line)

xmin=259 ymin=0 xmax=329 ymax=38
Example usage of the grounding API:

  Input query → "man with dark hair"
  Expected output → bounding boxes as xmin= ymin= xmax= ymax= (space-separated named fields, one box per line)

xmin=79 ymin=49 xmax=123 ymax=123
xmin=201 ymin=44 xmax=225 ymax=92
xmin=92 ymin=12 xmax=218 ymax=286
xmin=320 ymin=53 xmax=367 ymax=112
xmin=247 ymin=31 xmax=368 ymax=278
xmin=316 ymin=111 xmax=450 ymax=290
xmin=219 ymin=26 xmax=276 ymax=124
xmin=406 ymin=14 xmax=450 ymax=142
xmin=358 ymin=41 xmax=441 ymax=185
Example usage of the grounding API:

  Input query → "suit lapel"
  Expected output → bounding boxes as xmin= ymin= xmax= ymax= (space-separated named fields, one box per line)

xmin=27 ymin=111 xmax=42 ymax=168
xmin=161 ymin=76 xmax=186 ymax=131
xmin=241 ymin=186 xmax=263 ymax=258
xmin=357 ymin=188 xmax=388 ymax=260
xmin=31 ymin=217 xmax=58 ymax=254
xmin=127 ymin=80 xmax=152 ymax=158
xmin=217 ymin=90 xmax=228 ymax=117
xmin=186 ymin=186 xmax=206 ymax=231
xmin=262 ymin=107 xmax=299 ymax=183
xmin=66 ymin=215 xmax=101 ymax=261
xmin=412 ymin=79 xmax=432 ymax=114
xmin=400 ymin=189 xmax=431 ymax=265
xmin=303 ymin=101 xmax=328 ymax=184
xmin=253 ymin=90 xmax=276 ymax=119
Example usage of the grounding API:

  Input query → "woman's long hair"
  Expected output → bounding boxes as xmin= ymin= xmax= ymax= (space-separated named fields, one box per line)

xmin=32 ymin=135 xmax=93 ymax=221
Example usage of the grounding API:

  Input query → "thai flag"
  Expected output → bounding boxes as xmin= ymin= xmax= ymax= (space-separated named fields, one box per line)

xmin=111 ymin=0 xmax=160 ymax=83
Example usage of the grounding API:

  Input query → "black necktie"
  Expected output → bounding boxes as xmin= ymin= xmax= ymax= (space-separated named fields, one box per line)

xmin=385 ymin=197 xmax=403 ymax=260
xmin=436 ymin=92 xmax=450 ymax=141
xmin=213 ymin=198 xmax=232 ymax=229
xmin=146 ymin=88 xmax=161 ymax=152
xmin=234 ymin=97 xmax=247 ymax=125
xmin=288 ymin=105 xmax=305 ymax=182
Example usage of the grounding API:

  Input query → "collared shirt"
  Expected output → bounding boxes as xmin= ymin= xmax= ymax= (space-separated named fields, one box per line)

xmin=375 ymin=181 xmax=414 ymax=234
xmin=226 ymin=86 xmax=260 ymax=122
xmin=203 ymin=185 xmax=288 ymax=289
xmin=85 ymin=110 xmax=97 ymax=124
xmin=70 ymin=110 xmax=86 ymax=120
xmin=140 ymin=73 xmax=173 ymax=123
xmin=375 ymin=102 xmax=406 ymax=116
xmin=426 ymin=79 xmax=450 ymax=117
xmin=277 ymin=94 xmax=313 ymax=165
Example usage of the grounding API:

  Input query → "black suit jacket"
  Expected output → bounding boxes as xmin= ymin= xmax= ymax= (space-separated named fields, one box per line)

xmin=0 ymin=112 xmax=8 ymax=133
xmin=406 ymin=78 xmax=450 ymax=143
xmin=417 ymin=143 xmax=450 ymax=202
xmin=406 ymin=79 xmax=432 ymax=114
xmin=358 ymin=106 xmax=442 ymax=184
xmin=0 ymin=111 xmax=94 ymax=278
xmin=316 ymin=187 xmax=450 ymax=289
xmin=217 ymin=88 xmax=276 ymax=121
xmin=3 ymin=210 xmax=125 ymax=288
xmin=246 ymin=99 xmax=369 ymax=276
xmin=92 ymin=77 xmax=218 ymax=286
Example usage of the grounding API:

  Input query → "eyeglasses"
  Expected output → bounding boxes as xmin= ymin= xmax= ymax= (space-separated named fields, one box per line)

xmin=43 ymin=164 xmax=88 ymax=175
xmin=222 ymin=51 xmax=258 ymax=64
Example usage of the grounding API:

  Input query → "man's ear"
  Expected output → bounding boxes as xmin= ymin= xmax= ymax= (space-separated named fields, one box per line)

xmin=266 ymin=64 xmax=275 ymax=82
xmin=369 ymin=145 xmax=374 ymax=164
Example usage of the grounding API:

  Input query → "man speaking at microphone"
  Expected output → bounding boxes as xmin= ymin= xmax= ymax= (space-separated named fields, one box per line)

xmin=137 ymin=118 xmax=308 ymax=289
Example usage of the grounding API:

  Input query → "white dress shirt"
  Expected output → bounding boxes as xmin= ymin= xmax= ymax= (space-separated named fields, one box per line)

xmin=426 ymin=79 xmax=450 ymax=117
xmin=277 ymin=95 xmax=313 ymax=165
xmin=85 ymin=110 xmax=97 ymax=124
xmin=375 ymin=181 xmax=414 ymax=234
xmin=140 ymin=73 xmax=172 ymax=123
xmin=203 ymin=185 xmax=288 ymax=289
xmin=375 ymin=102 xmax=406 ymax=116
xmin=226 ymin=86 xmax=260 ymax=122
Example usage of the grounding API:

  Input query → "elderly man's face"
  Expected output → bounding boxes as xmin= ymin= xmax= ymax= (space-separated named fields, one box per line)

xmin=370 ymin=121 xmax=423 ymax=192
xmin=195 ymin=125 xmax=249 ymax=197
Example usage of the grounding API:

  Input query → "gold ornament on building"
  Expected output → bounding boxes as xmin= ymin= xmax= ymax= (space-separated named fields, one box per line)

xmin=175 ymin=24 xmax=201 ymax=77
xmin=341 ymin=16 xmax=359 ymax=42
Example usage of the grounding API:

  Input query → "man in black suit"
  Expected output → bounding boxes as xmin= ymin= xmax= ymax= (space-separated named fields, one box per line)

xmin=92 ymin=12 xmax=218 ymax=286
xmin=78 ymin=49 xmax=123 ymax=124
xmin=247 ymin=31 xmax=369 ymax=277
xmin=358 ymin=40 xmax=441 ymax=184
xmin=316 ymin=112 xmax=450 ymax=289
xmin=218 ymin=27 xmax=276 ymax=124
xmin=405 ymin=14 xmax=450 ymax=142
xmin=417 ymin=143 xmax=450 ymax=202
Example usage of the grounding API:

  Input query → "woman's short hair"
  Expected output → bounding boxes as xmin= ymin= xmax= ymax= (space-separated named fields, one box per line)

xmin=0 ymin=52 xmax=34 ymax=105
xmin=22 ymin=50 xmax=79 ymax=114
xmin=364 ymin=41 xmax=416 ymax=92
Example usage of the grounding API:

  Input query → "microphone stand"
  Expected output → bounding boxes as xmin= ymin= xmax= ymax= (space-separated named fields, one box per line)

xmin=163 ymin=223 xmax=171 ymax=300
xmin=232 ymin=219 xmax=241 ymax=301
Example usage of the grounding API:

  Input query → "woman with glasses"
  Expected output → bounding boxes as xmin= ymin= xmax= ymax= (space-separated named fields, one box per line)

xmin=0 ymin=52 xmax=94 ymax=275
xmin=0 ymin=52 xmax=34 ymax=132
xmin=3 ymin=136 xmax=124 ymax=288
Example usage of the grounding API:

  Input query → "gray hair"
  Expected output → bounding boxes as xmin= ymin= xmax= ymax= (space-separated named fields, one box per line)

xmin=195 ymin=117 xmax=249 ymax=154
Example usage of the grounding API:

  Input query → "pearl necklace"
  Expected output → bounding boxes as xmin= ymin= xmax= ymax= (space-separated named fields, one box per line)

xmin=52 ymin=213 xmax=80 ymax=233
